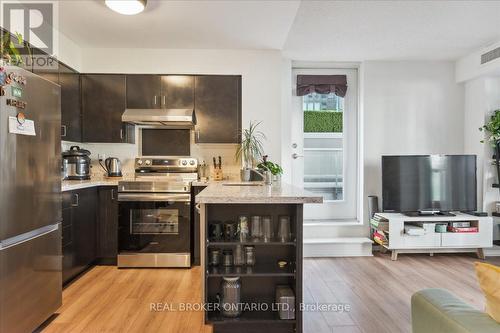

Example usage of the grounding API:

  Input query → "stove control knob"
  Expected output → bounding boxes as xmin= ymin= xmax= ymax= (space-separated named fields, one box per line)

xmin=137 ymin=159 xmax=143 ymax=165
xmin=181 ymin=160 xmax=188 ymax=166
xmin=145 ymin=160 xmax=151 ymax=166
xmin=189 ymin=160 xmax=195 ymax=166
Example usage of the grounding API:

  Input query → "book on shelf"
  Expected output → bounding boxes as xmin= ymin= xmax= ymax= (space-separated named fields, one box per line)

xmin=371 ymin=221 xmax=389 ymax=233
xmin=372 ymin=213 xmax=388 ymax=222
xmin=447 ymin=226 xmax=478 ymax=233
xmin=373 ymin=234 xmax=388 ymax=246
xmin=373 ymin=230 xmax=388 ymax=243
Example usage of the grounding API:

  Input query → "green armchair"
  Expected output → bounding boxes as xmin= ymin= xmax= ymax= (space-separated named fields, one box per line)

xmin=411 ymin=289 xmax=499 ymax=333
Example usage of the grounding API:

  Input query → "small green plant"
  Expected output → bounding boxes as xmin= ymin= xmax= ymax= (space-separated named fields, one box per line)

xmin=235 ymin=121 xmax=266 ymax=169
xmin=1 ymin=31 xmax=29 ymax=65
xmin=257 ymin=155 xmax=283 ymax=176
xmin=479 ymin=110 xmax=500 ymax=146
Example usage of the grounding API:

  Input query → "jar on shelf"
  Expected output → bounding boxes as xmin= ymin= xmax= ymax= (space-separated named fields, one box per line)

xmin=209 ymin=248 xmax=221 ymax=266
xmin=219 ymin=277 xmax=242 ymax=318
xmin=244 ymin=245 xmax=256 ymax=266
xmin=222 ymin=249 xmax=233 ymax=267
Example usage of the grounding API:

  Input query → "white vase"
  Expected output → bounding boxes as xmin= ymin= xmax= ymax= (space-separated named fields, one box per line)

xmin=240 ymin=168 xmax=251 ymax=182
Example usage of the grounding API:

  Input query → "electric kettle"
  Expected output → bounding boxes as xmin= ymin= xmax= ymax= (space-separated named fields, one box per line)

xmin=100 ymin=157 xmax=122 ymax=177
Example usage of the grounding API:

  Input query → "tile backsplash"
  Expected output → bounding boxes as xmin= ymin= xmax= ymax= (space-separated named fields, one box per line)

xmin=62 ymin=129 xmax=241 ymax=180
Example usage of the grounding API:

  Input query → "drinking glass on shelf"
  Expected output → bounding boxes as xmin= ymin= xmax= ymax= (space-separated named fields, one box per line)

xmin=278 ymin=216 xmax=291 ymax=242
xmin=250 ymin=216 xmax=262 ymax=242
xmin=233 ymin=244 xmax=244 ymax=266
xmin=209 ymin=222 xmax=223 ymax=242
xmin=237 ymin=215 xmax=249 ymax=242
xmin=262 ymin=216 xmax=273 ymax=242
xmin=223 ymin=221 xmax=237 ymax=241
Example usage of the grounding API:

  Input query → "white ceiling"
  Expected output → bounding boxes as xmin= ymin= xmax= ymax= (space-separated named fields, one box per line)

xmin=283 ymin=1 xmax=500 ymax=61
xmin=59 ymin=0 xmax=300 ymax=49
xmin=59 ymin=0 xmax=500 ymax=61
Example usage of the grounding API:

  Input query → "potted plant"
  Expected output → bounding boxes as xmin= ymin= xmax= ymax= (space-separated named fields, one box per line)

xmin=236 ymin=121 xmax=266 ymax=181
xmin=0 ymin=31 xmax=28 ymax=66
xmin=257 ymin=155 xmax=283 ymax=183
xmin=480 ymin=109 xmax=500 ymax=186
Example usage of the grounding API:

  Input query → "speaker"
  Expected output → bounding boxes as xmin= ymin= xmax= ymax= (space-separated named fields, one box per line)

xmin=368 ymin=195 xmax=379 ymax=219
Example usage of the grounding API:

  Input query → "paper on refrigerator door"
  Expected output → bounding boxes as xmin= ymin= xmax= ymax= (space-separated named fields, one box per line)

xmin=8 ymin=116 xmax=36 ymax=136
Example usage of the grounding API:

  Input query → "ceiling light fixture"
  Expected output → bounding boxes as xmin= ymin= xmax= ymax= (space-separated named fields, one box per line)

xmin=105 ymin=0 xmax=147 ymax=15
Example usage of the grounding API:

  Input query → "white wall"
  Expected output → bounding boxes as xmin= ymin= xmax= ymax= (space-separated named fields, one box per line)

xmin=463 ymin=77 xmax=500 ymax=241
xmin=57 ymin=32 xmax=82 ymax=71
xmin=363 ymin=61 xmax=465 ymax=230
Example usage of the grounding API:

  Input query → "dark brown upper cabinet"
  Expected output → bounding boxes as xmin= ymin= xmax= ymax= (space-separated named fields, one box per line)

xmin=161 ymin=75 xmax=194 ymax=109
xmin=194 ymin=75 xmax=241 ymax=143
xmin=126 ymin=74 xmax=161 ymax=109
xmin=126 ymin=75 xmax=194 ymax=110
xmin=81 ymin=74 xmax=134 ymax=143
xmin=59 ymin=63 xmax=81 ymax=142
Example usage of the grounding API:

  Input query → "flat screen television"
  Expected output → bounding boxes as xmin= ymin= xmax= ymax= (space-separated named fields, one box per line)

xmin=382 ymin=155 xmax=477 ymax=213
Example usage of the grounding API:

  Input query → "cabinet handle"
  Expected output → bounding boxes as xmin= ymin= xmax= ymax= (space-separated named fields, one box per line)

xmin=162 ymin=95 xmax=166 ymax=106
xmin=154 ymin=95 xmax=157 ymax=105
xmin=111 ymin=189 xmax=115 ymax=200
xmin=120 ymin=129 xmax=124 ymax=140
xmin=61 ymin=125 xmax=67 ymax=137
xmin=71 ymin=193 xmax=79 ymax=207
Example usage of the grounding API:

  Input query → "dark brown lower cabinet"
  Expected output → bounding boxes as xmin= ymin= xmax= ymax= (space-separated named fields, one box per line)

xmin=97 ymin=186 xmax=119 ymax=264
xmin=62 ymin=186 xmax=119 ymax=284
xmin=203 ymin=204 xmax=303 ymax=333
xmin=62 ymin=188 xmax=98 ymax=284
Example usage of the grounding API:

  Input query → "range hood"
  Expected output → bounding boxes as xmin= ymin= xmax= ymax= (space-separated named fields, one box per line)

xmin=121 ymin=108 xmax=196 ymax=127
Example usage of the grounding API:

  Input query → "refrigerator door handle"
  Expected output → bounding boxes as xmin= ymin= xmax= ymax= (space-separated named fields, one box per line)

xmin=0 ymin=224 xmax=59 ymax=251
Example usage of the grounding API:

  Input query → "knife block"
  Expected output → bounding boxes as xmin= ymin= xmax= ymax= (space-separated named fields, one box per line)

xmin=212 ymin=168 xmax=224 ymax=181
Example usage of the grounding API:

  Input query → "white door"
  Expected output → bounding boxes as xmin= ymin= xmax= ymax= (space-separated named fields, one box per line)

xmin=291 ymin=68 xmax=358 ymax=221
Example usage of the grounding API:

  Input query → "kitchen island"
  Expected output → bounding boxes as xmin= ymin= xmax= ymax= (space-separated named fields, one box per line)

xmin=195 ymin=182 xmax=322 ymax=333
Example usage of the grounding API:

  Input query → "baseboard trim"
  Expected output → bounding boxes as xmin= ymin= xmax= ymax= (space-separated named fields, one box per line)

xmin=304 ymin=237 xmax=373 ymax=257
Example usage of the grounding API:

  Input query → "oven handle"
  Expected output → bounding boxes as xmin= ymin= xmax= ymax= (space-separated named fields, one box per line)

xmin=117 ymin=193 xmax=191 ymax=202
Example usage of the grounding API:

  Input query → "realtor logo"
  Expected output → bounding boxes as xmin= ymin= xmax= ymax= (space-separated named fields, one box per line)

xmin=2 ymin=2 xmax=53 ymax=53
xmin=1 ymin=1 xmax=58 ymax=69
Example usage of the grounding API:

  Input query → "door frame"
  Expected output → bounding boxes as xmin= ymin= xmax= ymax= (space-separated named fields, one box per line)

xmin=290 ymin=67 xmax=360 ymax=221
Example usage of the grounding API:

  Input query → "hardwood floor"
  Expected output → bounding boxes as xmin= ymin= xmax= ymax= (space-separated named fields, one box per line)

xmin=42 ymin=266 xmax=212 ymax=333
xmin=303 ymin=253 xmax=500 ymax=333
xmin=41 ymin=253 xmax=500 ymax=333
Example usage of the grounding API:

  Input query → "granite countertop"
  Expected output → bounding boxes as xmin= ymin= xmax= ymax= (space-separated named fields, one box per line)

xmin=195 ymin=182 xmax=323 ymax=204
xmin=61 ymin=178 xmax=131 ymax=192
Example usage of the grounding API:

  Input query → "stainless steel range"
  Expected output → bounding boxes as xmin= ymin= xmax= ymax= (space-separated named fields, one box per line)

xmin=117 ymin=157 xmax=198 ymax=268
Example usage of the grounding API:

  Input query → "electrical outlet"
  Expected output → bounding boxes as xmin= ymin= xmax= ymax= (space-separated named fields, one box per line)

xmin=98 ymin=153 xmax=106 ymax=161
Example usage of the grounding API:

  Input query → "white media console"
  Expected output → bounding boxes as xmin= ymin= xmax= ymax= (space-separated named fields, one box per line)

xmin=374 ymin=212 xmax=493 ymax=260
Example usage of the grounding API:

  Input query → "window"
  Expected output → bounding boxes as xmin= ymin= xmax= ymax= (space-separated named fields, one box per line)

xmin=302 ymin=92 xmax=344 ymax=201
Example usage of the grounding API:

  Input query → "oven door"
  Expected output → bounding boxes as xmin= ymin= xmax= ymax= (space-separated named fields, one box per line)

xmin=118 ymin=193 xmax=190 ymax=254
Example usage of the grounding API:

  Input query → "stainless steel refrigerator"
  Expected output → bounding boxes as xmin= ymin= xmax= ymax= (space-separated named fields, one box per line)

xmin=0 ymin=66 xmax=62 ymax=333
